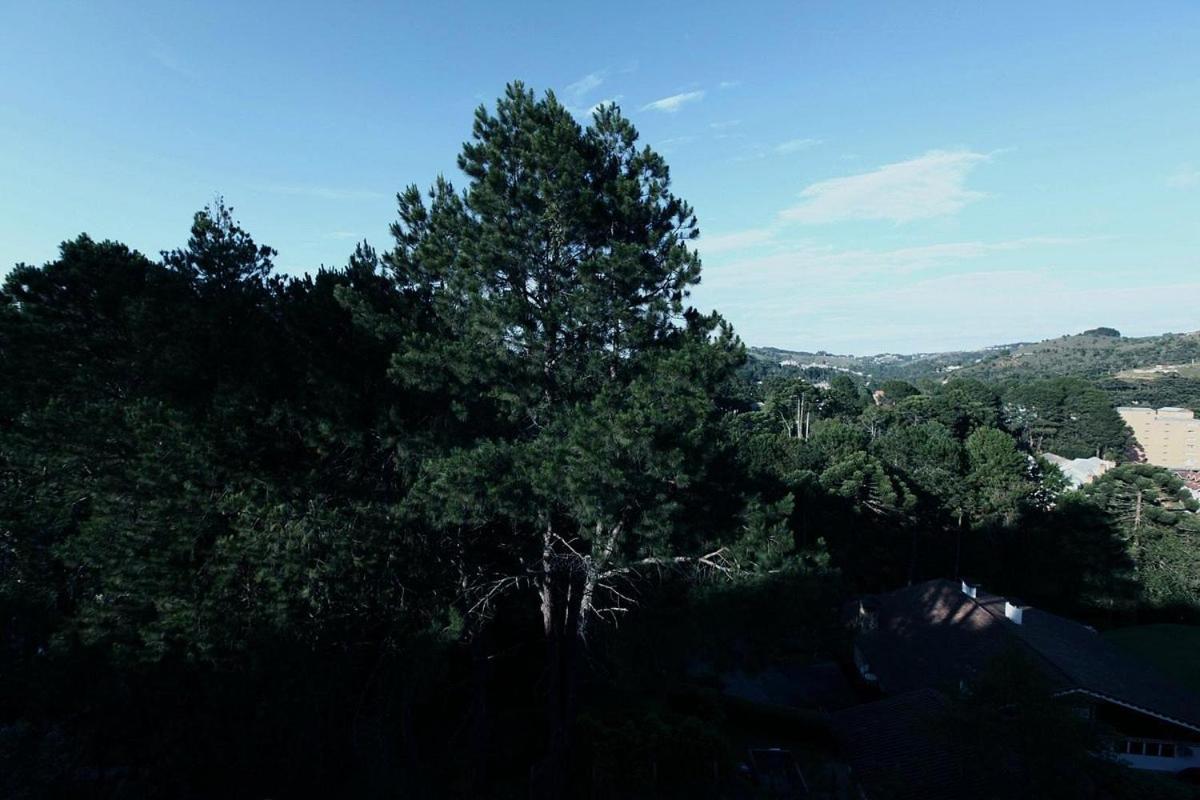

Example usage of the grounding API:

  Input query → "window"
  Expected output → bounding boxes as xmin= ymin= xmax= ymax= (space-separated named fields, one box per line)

xmin=1123 ymin=739 xmax=1180 ymax=758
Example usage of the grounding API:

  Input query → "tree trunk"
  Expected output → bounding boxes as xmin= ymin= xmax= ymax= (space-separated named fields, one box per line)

xmin=467 ymin=629 xmax=492 ymax=796
xmin=537 ymin=527 xmax=587 ymax=800
xmin=1133 ymin=491 xmax=1143 ymax=559
xmin=400 ymin=679 xmax=422 ymax=795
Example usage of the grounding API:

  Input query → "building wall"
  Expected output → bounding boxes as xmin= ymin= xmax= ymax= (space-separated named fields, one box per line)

xmin=1116 ymin=740 xmax=1200 ymax=772
xmin=1118 ymin=406 xmax=1200 ymax=469
xmin=1099 ymin=699 xmax=1200 ymax=772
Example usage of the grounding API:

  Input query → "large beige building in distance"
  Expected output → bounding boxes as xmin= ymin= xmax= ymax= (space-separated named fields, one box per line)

xmin=1118 ymin=406 xmax=1200 ymax=469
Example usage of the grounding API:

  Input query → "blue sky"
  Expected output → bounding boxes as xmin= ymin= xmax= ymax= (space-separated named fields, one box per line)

xmin=2 ymin=1 xmax=1198 ymax=353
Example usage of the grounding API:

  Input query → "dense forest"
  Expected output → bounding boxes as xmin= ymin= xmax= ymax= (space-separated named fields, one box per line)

xmin=2 ymin=85 xmax=1198 ymax=798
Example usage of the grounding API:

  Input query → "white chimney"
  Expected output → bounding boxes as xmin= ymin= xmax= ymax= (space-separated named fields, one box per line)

xmin=1005 ymin=600 xmax=1024 ymax=625
xmin=961 ymin=580 xmax=978 ymax=599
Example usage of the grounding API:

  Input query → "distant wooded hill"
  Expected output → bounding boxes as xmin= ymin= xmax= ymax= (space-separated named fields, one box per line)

xmin=750 ymin=328 xmax=1200 ymax=384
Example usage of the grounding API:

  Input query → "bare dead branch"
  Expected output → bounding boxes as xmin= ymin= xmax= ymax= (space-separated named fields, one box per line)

xmin=596 ymin=547 xmax=740 ymax=581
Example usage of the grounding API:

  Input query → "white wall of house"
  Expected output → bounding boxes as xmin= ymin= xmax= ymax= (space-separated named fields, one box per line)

xmin=1116 ymin=739 xmax=1200 ymax=772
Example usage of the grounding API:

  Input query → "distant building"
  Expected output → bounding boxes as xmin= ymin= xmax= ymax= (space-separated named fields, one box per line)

xmin=848 ymin=580 xmax=1200 ymax=774
xmin=1118 ymin=406 xmax=1200 ymax=469
xmin=1042 ymin=453 xmax=1114 ymax=487
xmin=1125 ymin=364 xmax=1184 ymax=377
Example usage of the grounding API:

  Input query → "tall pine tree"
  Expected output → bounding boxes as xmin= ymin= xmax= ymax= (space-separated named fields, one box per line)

xmin=366 ymin=83 xmax=744 ymax=794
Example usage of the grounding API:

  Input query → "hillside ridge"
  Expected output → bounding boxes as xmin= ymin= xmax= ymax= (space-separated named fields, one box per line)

xmin=750 ymin=328 xmax=1200 ymax=383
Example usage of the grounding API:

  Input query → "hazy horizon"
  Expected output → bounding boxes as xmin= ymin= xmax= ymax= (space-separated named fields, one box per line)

xmin=752 ymin=323 xmax=1200 ymax=358
xmin=3 ymin=1 xmax=1198 ymax=353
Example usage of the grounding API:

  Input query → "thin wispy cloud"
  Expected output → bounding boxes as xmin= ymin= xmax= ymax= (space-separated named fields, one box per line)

xmin=147 ymin=35 xmax=194 ymax=78
xmin=657 ymin=135 xmax=696 ymax=151
xmin=587 ymin=96 xmax=623 ymax=115
xmin=698 ymin=228 xmax=776 ymax=255
xmin=718 ymin=80 xmax=741 ymax=89
xmin=562 ymin=69 xmax=630 ymax=118
xmin=780 ymin=149 xmax=990 ymax=224
xmin=1167 ymin=164 xmax=1200 ymax=188
xmin=641 ymin=90 xmax=705 ymax=113
xmin=730 ymin=145 xmax=771 ymax=162
xmin=731 ymin=136 xmax=823 ymax=162
xmin=566 ymin=72 xmax=604 ymax=100
xmin=775 ymin=138 xmax=822 ymax=155
xmin=700 ymin=234 xmax=1090 ymax=286
xmin=694 ymin=238 xmax=1148 ymax=352
xmin=564 ymin=96 xmax=624 ymax=120
xmin=254 ymin=184 xmax=385 ymax=201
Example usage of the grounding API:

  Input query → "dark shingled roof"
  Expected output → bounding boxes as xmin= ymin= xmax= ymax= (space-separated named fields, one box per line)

xmin=853 ymin=579 xmax=1200 ymax=735
xmin=830 ymin=689 xmax=966 ymax=800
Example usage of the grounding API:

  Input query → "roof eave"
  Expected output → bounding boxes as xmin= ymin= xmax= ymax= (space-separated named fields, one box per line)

xmin=1052 ymin=688 xmax=1200 ymax=736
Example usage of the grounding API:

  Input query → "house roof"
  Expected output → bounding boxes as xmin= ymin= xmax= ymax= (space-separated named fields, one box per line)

xmin=721 ymin=659 xmax=860 ymax=711
xmin=854 ymin=579 xmax=1200 ymax=735
xmin=830 ymin=688 xmax=966 ymax=800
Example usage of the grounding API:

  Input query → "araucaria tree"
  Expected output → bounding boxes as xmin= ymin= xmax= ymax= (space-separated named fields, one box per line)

xmin=372 ymin=83 xmax=743 ymax=793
